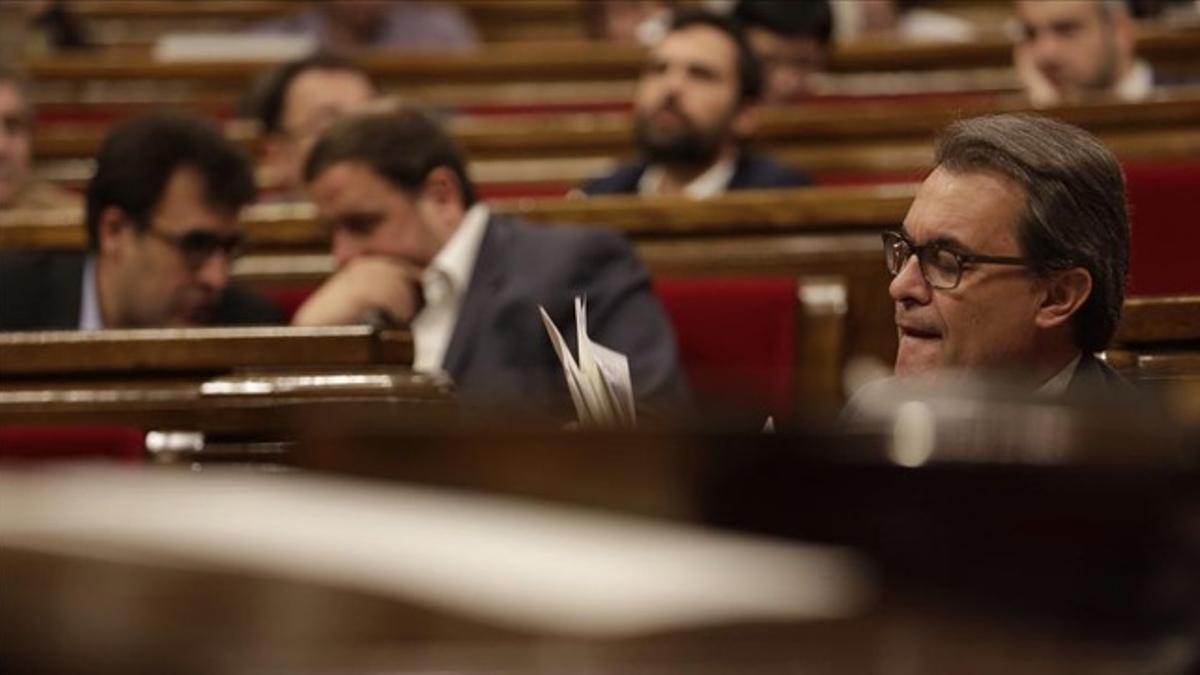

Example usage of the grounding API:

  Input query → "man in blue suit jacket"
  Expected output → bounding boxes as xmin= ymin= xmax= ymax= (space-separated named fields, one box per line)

xmin=582 ymin=8 xmax=809 ymax=198
xmin=293 ymin=105 xmax=691 ymax=422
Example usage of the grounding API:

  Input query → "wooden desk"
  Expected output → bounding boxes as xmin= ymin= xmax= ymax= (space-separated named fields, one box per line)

xmin=0 ymin=325 xmax=452 ymax=442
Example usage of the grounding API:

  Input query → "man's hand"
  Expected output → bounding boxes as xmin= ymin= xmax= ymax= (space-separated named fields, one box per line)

xmin=292 ymin=257 xmax=423 ymax=326
xmin=1014 ymin=44 xmax=1061 ymax=108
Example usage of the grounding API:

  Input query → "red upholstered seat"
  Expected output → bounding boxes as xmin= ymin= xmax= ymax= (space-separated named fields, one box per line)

xmin=0 ymin=426 xmax=144 ymax=462
xmin=654 ymin=278 xmax=798 ymax=420
xmin=1124 ymin=161 xmax=1200 ymax=296
xmin=266 ymin=288 xmax=315 ymax=322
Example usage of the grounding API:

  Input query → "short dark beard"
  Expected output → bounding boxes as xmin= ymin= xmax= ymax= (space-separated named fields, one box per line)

xmin=633 ymin=111 xmax=724 ymax=168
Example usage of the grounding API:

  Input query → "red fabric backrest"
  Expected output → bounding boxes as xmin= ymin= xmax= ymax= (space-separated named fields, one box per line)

xmin=1124 ymin=161 xmax=1200 ymax=296
xmin=265 ymin=288 xmax=315 ymax=322
xmin=653 ymin=278 xmax=797 ymax=418
xmin=0 ymin=426 xmax=144 ymax=462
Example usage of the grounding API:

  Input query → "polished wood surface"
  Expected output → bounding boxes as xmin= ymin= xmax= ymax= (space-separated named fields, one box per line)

xmin=0 ymin=325 xmax=412 ymax=377
xmin=0 ymin=186 xmax=915 ymax=250
xmin=1115 ymin=295 xmax=1200 ymax=344
xmin=29 ymin=94 xmax=1200 ymax=169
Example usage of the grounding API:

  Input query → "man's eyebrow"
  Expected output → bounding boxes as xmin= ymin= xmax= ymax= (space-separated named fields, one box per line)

xmin=897 ymin=225 xmax=972 ymax=252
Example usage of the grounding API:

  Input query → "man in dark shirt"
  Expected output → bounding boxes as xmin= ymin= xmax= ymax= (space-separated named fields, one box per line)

xmin=582 ymin=8 xmax=809 ymax=198
xmin=0 ymin=112 xmax=281 ymax=330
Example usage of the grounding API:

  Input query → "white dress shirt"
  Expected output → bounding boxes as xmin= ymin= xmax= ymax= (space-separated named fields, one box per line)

xmin=410 ymin=203 xmax=490 ymax=374
xmin=637 ymin=156 xmax=737 ymax=199
xmin=1114 ymin=59 xmax=1154 ymax=103
xmin=78 ymin=255 xmax=105 ymax=330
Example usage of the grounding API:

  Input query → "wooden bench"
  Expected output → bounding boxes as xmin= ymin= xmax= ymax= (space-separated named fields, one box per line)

xmin=68 ymin=0 xmax=590 ymax=48
xmin=0 ymin=326 xmax=454 ymax=457
xmin=28 ymin=94 xmax=1200 ymax=195
xmin=1105 ymin=295 xmax=1200 ymax=385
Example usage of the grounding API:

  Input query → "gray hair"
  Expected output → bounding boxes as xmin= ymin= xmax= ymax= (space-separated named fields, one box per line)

xmin=934 ymin=113 xmax=1130 ymax=353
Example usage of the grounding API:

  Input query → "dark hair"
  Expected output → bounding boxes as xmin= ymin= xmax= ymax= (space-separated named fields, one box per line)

xmin=304 ymin=104 xmax=478 ymax=207
xmin=934 ymin=113 xmax=1130 ymax=353
xmin=666 ymin=8 xmax=763 ymax=104
xmin=251 ymin=52 xmax=376 ymax=135
xmin=85 ymin=112 xmax=257 ymax=250
xmin=733 ymin=0 xmax=833 ymax=46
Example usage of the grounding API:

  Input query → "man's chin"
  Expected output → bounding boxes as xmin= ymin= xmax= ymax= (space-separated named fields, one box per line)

xmin=894 ymin=336 xmax=942 ymax=377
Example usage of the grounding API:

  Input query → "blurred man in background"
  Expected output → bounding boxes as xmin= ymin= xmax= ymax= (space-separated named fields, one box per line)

xmin=250 ymin=53 xmax=378 ymax=200
xmin=582 ymin=9 xmax=809 ymax=197
xmin=0 ymin=113 xmax=281 ymax=330
xmin=0 ymin=65 xmax=79 ymax=211
xmin=252 ymin=0 xmax=478 ymax=53
xmin=733 ymin=0 xmax=834 ymax=102
xmin=1013 ymin=0 xmax=1150 ymax=106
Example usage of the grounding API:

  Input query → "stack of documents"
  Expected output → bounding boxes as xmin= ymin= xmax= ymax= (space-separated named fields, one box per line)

xmin=540 ymin=298 xmax=636 ymax=428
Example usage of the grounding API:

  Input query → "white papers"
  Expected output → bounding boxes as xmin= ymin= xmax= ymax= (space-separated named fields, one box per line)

xmin=539 ymin=297 xmax=636 ymax=428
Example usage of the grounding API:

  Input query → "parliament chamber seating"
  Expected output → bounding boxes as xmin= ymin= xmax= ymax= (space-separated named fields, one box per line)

xmin=0 ymin=425 xmax=144 ymax=462
xmin=1124 ymin=161 xmax=1200 ymax=296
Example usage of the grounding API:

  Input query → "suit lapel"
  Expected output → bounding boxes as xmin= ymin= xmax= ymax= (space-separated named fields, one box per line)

xmin=442 ymin=214 xmax=510 ymax=378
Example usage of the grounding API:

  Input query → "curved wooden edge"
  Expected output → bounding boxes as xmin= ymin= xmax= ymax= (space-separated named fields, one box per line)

xmin=1114 ymin=295 xmax=1200 ymax=344
xmin=0 ymin=186 xmax=918 ymax=250
xmin=0 ymin=325 xmax=414 ymax=376
xmin=25 ymin=26 xmax=1200 ymax=81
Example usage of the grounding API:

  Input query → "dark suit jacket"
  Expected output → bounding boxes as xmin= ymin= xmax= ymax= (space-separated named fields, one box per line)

xmin=0 ymin=250 xmax=283 ymax=331
xmin=580 ymin=151 xmax=811 ymax=195
xmin=1066 ymin=352 xmax=1136 ymax=397
xmin=442 ymin=214 xmax=690 ymax=420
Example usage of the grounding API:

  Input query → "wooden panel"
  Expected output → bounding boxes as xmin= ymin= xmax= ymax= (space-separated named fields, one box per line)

xmin=0 ymin=326 xmax=413 ymax=377
xmin=0 ymin=186 xmax=916 ymax=250
xmin=1114 ymin=295 xmax=1200 ymax=344
xmin=25 ymin=25 xmax=1200 ymax=86
xmin=0 ymin=370 xmax=455 ymax=435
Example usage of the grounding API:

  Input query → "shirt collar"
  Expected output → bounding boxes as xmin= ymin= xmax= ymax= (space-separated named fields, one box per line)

xmin=423 ymin=202 xmax=490 ymax=298
xmin=637 ymin=155 xmax=738 ymax=199
xmin=1114 ymin=59 xmax=1154 ymax=103
xmin=1035 ymin=353 xmax=1083 ymax=397
xmin=79 ymin=254 xmax=104 ymax=330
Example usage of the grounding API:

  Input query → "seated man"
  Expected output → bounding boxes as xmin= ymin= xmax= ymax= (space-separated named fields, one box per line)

xmin=1013 ymin=0 xmax=1151 ymax=107
xmin=733 ymin=0 xmax=833 ymax=102
xmin=292 ymin=104 xmax=691 ymax=419
xmin=582 ymin=8 xmax=810 ymax=198
xmin=250 ymin=53 xmax=378 ymax=201
xmin=0 ymin=112 xmax=282 ymax=330
xmin=0 ymin=65 xmax=80 ymax=210
xmin=884 ymin=112 xmax=1129 ymax=393
xmin=251 ymin=0 xmax=478 ymax=53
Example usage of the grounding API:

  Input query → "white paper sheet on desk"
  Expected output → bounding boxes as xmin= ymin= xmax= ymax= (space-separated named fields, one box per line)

xmin=539 ymin=297 xmax=635 ymax=428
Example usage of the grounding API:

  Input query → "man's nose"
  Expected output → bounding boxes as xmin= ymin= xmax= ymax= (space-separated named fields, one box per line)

xmin=888 ymin=254 xmax=931 ymax=305
xmin=194 ymin=252 xmax=231 ymax=291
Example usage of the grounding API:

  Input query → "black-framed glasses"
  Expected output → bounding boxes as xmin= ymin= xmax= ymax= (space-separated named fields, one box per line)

xmin=144 ymin=228 xmax=246 ymax=269
xmin=882 ymin=230 xmax=1029 ymax=290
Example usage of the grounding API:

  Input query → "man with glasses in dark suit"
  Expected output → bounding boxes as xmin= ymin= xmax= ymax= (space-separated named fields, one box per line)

xmin=0 ymin=112 xmax=282 ymax=330
xmin=880 ymin=113 xmax=1130 ymax=394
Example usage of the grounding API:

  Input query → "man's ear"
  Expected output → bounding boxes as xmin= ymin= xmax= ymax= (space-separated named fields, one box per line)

xmin=731 ymin=103 xmax=759 ymax=140
xmin=420 ymin=166 xmax=465 ymax=209
xmin=1034 ymin=267 xmax=1092 ymax=330
xmin=1110 ymin=8 xmax=1137 ymax=65
xmin=97 ymin=206 xmax=131 ymax=256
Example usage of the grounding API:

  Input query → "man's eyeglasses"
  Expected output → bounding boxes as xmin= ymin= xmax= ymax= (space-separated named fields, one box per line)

xmin=882 ymin=230 xmax=1028 ymax=290
xmin=145 ymin=228 xmax=246 ymax=269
